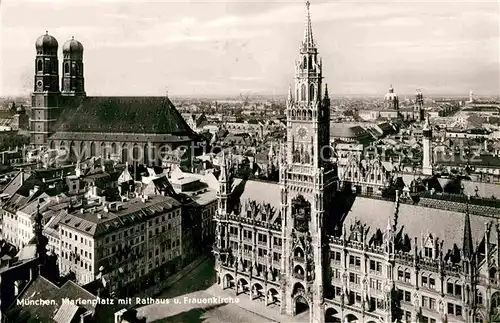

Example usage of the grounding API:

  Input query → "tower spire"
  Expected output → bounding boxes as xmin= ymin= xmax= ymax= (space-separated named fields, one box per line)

xmin=324 ymin=83 xmax=329 ymax=99
xmin=463 ymin=195 xmax=473 ymax=258
xmin=287 ymin=84 xmax=293 ymax=102
xmin=303 ymin=1 xmax=314 ymax=48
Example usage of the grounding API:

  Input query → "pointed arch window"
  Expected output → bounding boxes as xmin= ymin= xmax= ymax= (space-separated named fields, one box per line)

xmin=303 ymin=56 xmax=307 ymax=69
xmin=308 ymin=55 xmax=313 ymax=70
xmin=309 ymin=84 xmax=315 ymax=101
xmin=301 ymin=84 xmax=306 ymax=101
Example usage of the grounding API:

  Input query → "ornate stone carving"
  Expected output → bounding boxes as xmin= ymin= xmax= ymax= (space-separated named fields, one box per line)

xmin=438 ymin=299 xmax=445 ymax=314
xmin=413 ymin=291 xmax=420 ymax=308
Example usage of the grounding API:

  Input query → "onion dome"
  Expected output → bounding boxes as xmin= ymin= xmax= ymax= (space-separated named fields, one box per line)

xmin=35 ymin=31 xmax=58 ymax=52
xmin=62 ymin=36 xmax=84 ymax=55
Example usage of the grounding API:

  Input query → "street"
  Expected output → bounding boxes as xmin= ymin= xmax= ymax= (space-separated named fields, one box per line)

xmin=136 ymin=256 xmax=278 ymax=323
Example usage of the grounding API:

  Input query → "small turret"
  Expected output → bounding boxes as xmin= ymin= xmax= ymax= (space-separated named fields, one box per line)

xmin=462 ymin=196 xmax=473 ymax=259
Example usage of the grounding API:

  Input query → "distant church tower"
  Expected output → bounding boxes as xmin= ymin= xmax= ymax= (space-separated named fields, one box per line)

xmin=61 ymin=36 xmax=85 ymax=96
xmin=280 ymin=2 xmax=337 ymax=322
xmin=384 ymin=84 xmax=399 ymax=111
xmin=414 ymin=89 xmax=424 ymax=122
xmin=469 ymin=90 xmax=475 ymax=103
xmin=422 ymin=115 xmax=433 ymax=175
xmin=31 ymin=32 xmax=61 ymax=146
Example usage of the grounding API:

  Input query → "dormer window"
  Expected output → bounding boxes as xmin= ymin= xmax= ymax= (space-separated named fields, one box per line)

xmin=424 ymin=247 xmax=433 ymax=258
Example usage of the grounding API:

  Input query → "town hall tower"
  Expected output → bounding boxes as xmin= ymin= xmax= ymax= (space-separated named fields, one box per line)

xmin=279 ymin=2 xmax=338 ymax=322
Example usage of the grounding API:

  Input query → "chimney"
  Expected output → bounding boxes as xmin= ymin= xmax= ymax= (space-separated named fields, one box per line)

xmin=97 ymin=213 xmax=102 ymax=220
xmin=14 ymin=280 xmax=21 ymax=296
xmin=80 ymin=311 xmax=93 ymax=323
xmin=29 ymin=185 xmax=40 ymax=197
xmin=114 ymin=309 xmax=127 ymax=323
xmin=80 ymin=208 xmax=85 ymax=214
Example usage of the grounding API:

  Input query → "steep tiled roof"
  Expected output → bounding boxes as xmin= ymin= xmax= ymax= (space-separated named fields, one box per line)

xmin=9 ymin=276 xmax=98 ymax=322
xmin=53 ymin=301 xmax=79 ymax=323
xmin=236 ymin=180 xmax=281 ymax=212
xmin=228 ymin=179 xmax=282 ymax=227
xmin=330 ymin=124 xmax=369 ymax=139
xmin=1 ymin=170 xmax=30 ymax=197
xmin=53 ymin=96 xmax=194 ymax=135
xmin=344 ymin=196 xmax=494 ymax=253
xmin=437 ymin=178 xmax=500 ymax=198
xmin=58 ymin=195 xmax=182 ymax=237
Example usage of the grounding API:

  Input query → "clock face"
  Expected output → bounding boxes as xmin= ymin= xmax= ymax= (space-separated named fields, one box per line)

xmin=296 ymin=126 xmax=308 ymax=139
xmin=36 ymin=80 xmax=43 ymax=90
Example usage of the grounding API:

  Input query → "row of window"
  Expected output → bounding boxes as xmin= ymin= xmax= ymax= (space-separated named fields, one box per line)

xmin=331 ymin=287 xmax=385 ymax=311
xmin=63 ymin=243 xmax=93 ymax=260
xmin=231 ymin=228 xmax=282 ymax=247
xmin=230 ymin=241 xmax=282 ymax=263
xmin=60 ymin=265 xmax=93 ymax=285
xmin=61 ymin=228 xmax=93 ymax=248
xmin=446 ymin=282 xmax=462 ymax=297
xmin=61 ymin=251 xmax=93 ymax=272
xmin=148 ymin=239 xmax=180 ymax=258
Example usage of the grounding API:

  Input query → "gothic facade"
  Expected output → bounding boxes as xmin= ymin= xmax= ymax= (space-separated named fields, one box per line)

xmin=212 ymin=2 xmax=500 ymax=323
xmin=31 ymin=33 xmax=197 ymax=165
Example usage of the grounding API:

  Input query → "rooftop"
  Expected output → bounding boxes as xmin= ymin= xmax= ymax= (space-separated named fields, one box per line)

xmin=58 ymin=195 xmax=182 ymax=237
xmin=52 ymin=96 xmax=194 ymax=136
xmin=8 ymin=276 xmax=98 ymax=322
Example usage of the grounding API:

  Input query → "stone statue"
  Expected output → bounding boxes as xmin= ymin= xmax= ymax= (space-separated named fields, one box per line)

xmin=292 ymin=231 xmax=298 ymax=246
xmin=305 ymin=240 xmax=312 ymax=256
xmin=413 ymin=292 xmax=420 ymax=308
xmin=238 ymin=256 xmax=244 ymax=272
xmin=438 ymin=299 xmax=445 ymax=314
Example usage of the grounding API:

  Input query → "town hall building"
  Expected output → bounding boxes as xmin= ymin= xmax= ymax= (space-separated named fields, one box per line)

xmin=213 ymin=2 xmax=500 ymax=323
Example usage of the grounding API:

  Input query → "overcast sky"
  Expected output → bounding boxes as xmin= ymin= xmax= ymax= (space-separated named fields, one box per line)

xmin=1 ymin=0 xmax=499 ymax=97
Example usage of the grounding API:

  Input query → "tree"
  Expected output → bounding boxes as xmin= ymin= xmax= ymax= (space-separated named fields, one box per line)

xmin=0 ymin=134 xmax=29 ymax=151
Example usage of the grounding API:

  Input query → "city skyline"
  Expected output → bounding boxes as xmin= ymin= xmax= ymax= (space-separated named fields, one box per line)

xmin=1 ymin=0 xmax=499 ymax=97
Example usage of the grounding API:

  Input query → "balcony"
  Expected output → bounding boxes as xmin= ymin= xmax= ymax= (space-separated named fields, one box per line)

xmin=368 ymin=269 xmax=382 ymax=276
